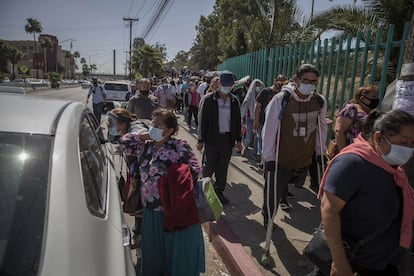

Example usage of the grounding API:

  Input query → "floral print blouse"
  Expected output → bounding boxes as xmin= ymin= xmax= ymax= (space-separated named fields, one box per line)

xmin=119 ymin=132 xmax=201 ymax=211
xmin=336 ymin=103 xmax=368 ymax=143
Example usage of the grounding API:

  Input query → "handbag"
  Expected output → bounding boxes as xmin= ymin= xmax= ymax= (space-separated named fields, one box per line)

xmin=195 ymin=177 xmax=223 ymax=223
xmin=304 ymin=222 xmax=393 ymax=275
xmin=121 ymin=144 xmax=149 ymax=215
xmin=122 ymin=178 xmax=142 ymax=215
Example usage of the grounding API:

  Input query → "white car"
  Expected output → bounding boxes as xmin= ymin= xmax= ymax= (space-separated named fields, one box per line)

xmin=0 ymin=93 xmax=135 ymax=276
xmin=103 ymin=81 xmax=131 ymax=110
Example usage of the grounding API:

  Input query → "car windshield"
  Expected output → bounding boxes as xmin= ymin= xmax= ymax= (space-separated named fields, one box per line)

xmin=0 ymin=132 xmax=52 ymax=275
xmin=104 ymin=83 xmax=128 ymax=91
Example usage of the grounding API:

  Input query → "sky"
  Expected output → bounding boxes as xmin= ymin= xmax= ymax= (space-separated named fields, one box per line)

xmin=0 ymin=0 xmax=353 ymax=76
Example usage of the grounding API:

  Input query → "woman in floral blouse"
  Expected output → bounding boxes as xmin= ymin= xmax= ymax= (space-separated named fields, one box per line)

xmin=120 ymin=109 xmax=205 ymax=276
xmin=334 ymin=86 xmax=379 ymax=151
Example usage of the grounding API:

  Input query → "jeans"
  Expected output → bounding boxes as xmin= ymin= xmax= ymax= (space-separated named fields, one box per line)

xmin=256 ymin=125 xmax=263 ymax=156
xmin=243 ymin=118 xmax=257 ymax=153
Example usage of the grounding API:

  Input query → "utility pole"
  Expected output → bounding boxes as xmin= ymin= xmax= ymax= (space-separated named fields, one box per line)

xmin=123 ymin=51 xmax=129 ymax=80
xmin=123 ymin=17 xmax=139 ymax=80
xmin=311 ymin=0 xmax=315 ymax=20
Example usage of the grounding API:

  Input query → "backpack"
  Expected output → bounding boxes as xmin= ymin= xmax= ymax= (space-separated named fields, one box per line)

xmin=278 ymin=90 xmax=324 ymax=120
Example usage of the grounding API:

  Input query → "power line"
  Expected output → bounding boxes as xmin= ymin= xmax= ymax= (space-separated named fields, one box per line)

xmin=141 ymin=0 xmax=171 ymax=40
xmin=145 ymin=0 xmax=175 ymax=43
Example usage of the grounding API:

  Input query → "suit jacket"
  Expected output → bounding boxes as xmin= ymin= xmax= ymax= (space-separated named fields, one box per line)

xmin=198 ymin=90 xmax=242 ymax=145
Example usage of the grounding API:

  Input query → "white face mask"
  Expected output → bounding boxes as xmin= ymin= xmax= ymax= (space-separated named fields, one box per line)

xmin=298 ymin=83 xmax=315 ymax=95
xmin=380 ymin=137 xmax=414 ymax=166
xmin=221 ymin=87 xmax=232 ymax=94
xmin=255 ymin=86 xmax=261 ymax=93
xmin=149 ymin=126 xmax=164 ymax=142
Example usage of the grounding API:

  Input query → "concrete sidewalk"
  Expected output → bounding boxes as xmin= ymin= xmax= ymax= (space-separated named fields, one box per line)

xmin=178 ymin=119 xmax=320 ymax=275
xmin=178 ymin=115 xmax=414 ymax=276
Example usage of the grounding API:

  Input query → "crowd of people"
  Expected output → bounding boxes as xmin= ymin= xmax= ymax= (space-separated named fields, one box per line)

xmin=102 ymin=61 xmax=413 ymax=276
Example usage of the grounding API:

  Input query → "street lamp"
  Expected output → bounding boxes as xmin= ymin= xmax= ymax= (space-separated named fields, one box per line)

xmin=99 ymin=63 xmax=106 ymax=74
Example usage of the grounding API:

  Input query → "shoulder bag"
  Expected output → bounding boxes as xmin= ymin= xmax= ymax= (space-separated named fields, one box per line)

xmin=304 ymin=221 xmax=393 ymax=276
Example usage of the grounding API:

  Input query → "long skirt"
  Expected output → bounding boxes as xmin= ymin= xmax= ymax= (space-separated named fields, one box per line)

xmin=140 ymin=208 xmax=205 ymax=276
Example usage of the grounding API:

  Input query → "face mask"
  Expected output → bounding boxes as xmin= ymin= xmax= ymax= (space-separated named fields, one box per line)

xmin=141 ymin=90 xmax=150 ymax=96
xmin=221 ymin=87 xmax=232 ymax=94
xmin=109 ymin=126 xmax=121 ymax=137
xmin=380 ymin=137 xmax=414 ymax=165
xmin=362 ymin=96 xmax=379 ymax=109
xmin=298 ymin=83 xmax=315 ymax=95
xmin=149 ymin=126 xmax=164 ymax=141
xmin=255 ymin=87 xmax=261 ymax=93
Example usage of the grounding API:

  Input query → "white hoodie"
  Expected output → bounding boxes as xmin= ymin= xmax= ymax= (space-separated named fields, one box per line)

xmin=241 ymin=79 xmax=265 ymax=119
xmin=261 ymin=82 xmax=328 ymax=162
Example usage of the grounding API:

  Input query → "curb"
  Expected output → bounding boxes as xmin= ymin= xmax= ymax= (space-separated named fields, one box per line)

xmin=203 ymin=220 xmax=264 ymax=276
xmin=179 ymin=121 xmax=264 ymax=276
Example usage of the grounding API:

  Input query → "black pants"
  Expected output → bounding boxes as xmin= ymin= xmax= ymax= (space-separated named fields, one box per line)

xmin=187 ymin=105 xmax=198 ymax=126
xmin=262 ymin=163 xmax=307 ymax=218
xmin=93 ymin=102 xmax=104 ymax=123
xmin=202 ymin=133 xmax=233 ymax=192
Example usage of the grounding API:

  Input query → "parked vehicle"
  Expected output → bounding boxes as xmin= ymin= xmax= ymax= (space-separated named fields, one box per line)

xmin=103 ymin=80 xmax=131 ymax=110
xmin=80 ymin=80 xmax=91 ymax=89
xmin=0 ymin=93 xmax=135 ymax=276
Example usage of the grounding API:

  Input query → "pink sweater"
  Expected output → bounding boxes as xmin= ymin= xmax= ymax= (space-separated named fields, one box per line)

xmin=318 ymin=134 xmax=414 ymax=249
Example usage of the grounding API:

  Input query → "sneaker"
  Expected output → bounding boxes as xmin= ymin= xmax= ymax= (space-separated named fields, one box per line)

xmin=217 ymin=191 xmax=229 ymax=205
xmin=279 ymin=201 xmax=291 ymax=211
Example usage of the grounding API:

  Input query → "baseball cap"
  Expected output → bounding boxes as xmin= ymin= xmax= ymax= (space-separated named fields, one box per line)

xmin=220 ymin=71 xmax=235 ymax=87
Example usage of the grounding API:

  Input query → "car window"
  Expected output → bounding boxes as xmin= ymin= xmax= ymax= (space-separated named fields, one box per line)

xmin=104 ymin=83 xmax=129 ymax=91
xmin=79 ymin=115 xmax=108 ymax=217
xmin=0 ymin=133 xmax=52 ymax=275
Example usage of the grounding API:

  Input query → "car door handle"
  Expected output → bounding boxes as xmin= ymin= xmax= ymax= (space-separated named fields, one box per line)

xmin=121 ymin=223 xmax=131 ymax=247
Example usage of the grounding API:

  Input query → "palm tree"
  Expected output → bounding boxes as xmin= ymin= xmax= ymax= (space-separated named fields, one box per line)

xmin=65 ymin=51 xmax=72 ymax=79
xmin=132 ymin=44 xmax=163 ymax=78
xmin=89 ymin=64 xmax=97 ymax=76
xmin=73 ymin=51 xmax=80 ymax=77
xmin=310 ymin=0 xmax=413 ymax=41
xmin=40 ymin=36 xmax=53 ymax=74
xmin=7 ymin=48 xmax=22 ymax=80
xmin=24 ymin=18 xmax=43 ymax=78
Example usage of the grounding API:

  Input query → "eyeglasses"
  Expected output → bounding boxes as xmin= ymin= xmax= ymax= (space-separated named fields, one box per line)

xmin=300 ymin=78 xmax=318 ymax=85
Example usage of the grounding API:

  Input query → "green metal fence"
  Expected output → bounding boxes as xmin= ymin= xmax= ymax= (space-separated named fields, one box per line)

xmin=218 ymin=22 xmax=411 ymax=121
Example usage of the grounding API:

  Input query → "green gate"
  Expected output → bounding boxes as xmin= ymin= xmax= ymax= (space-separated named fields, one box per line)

xmin=218 ymin=22 xmax=411 ymax=122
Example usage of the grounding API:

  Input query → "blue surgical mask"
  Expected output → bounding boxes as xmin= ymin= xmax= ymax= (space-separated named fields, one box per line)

xmin=149 ymin=126 xmax=164 ymax=141
xmin=298 ymin=83 xmax=315 ymax=95
xmin=380 ymin=137 xmax=414 ymax=166
xmin=221 ymin=87 xmax=232 ymax=94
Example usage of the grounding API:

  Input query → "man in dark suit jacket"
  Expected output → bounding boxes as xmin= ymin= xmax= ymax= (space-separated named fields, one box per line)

xmin=197 ymin=71 xmax=242 ymax=204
